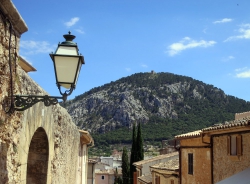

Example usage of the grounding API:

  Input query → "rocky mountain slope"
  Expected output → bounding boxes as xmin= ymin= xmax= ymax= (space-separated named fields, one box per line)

xmin=62 ymin=72 xmax=250 ymax=139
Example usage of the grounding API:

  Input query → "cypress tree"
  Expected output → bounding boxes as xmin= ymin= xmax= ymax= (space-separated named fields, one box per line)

xmin=122 ymin=146 xmax=130 ymax=184
xmin=114 ymin=168 xmax=119 ymax=184
xmin=130 ymin=123 xmax=137 ymax=184
xmin=136 ymin=122 xmax=144 ymax=161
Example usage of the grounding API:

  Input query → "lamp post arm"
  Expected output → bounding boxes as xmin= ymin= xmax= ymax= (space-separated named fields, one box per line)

xmin=13 ymin=95 xmax=64 ymax=111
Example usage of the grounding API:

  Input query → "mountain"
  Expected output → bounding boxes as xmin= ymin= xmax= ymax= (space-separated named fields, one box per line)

xmin=62 ymin=72 xmax=250 ymax=144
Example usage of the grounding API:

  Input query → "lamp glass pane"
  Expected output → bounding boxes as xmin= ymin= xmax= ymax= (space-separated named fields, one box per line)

xmin=74 ymin=61 xmax=82 ymax=86
xmin=54 ymin=56 xmax=79 ymax=89
xmin=56 ymin=46 xmax=78 ymax=55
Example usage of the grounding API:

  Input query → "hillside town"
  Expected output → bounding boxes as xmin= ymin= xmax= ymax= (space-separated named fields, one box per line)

xmin=1 ymin=1 xmax=250 ymax=184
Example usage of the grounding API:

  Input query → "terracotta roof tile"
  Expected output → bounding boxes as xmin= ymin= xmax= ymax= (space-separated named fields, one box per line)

xmin=133 ymin=152 xmax=178 ymax=166
xmin=203 ymin=117 xmax=250 ymax=132
xmin=150 ymin=158 xmax=179 ymax=171
xmin=88 ymin=159 xmax=97 ymax=164
xmin=175 ymin=130 xmax=202 ymax=139
xmin=138 ymin=174 xmax=152 ymax=184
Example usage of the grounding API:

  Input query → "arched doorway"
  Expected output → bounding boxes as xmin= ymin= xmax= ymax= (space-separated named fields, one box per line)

xmin=26 ymin=127 xmax=49 ymax=184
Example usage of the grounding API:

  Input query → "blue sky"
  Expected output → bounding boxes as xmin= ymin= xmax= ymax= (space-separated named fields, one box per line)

xmin=12 ymin=0 xmax=250 ymax=101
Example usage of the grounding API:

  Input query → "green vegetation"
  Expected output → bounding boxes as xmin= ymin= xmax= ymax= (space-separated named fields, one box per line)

xmin=130 ymin=124 xmax=137 ymax=184
xmin=122 ymin=146 xmax=130 ymax=184
xmin=63 ymin=72 xmax=250 ymax=156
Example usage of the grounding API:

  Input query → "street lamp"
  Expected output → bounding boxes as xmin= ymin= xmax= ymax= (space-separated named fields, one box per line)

xmin=50 ymin=31 xmax=85 ymax=101
xmin=3 ymin=32 xmax=84 ymax=113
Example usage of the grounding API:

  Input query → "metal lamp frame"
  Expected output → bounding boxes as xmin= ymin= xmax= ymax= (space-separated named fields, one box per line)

xmin=2 ymin=29 xmax=84 ymax=113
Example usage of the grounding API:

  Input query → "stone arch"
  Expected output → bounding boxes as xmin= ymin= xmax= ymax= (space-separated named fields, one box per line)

xmin=26 ymin=127 xmax=49 ymax=184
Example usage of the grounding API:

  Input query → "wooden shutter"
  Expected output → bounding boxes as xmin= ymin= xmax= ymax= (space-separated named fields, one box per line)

xmin=237 ymin=135 xmax=242 ymax=156
xmin=155 ymin=175 xmax=160 ymax=184
xmin=227 ymin=136 xmax=231 ymax=155
xmin=133 ymin=171 xmax=137 ymax=184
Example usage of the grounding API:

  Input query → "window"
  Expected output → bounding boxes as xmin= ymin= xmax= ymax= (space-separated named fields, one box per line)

xmin=227 ymin=135 xmax=242 ymax=156
xmin=155 ymin=175 xmax=160 ymax=184
xmin=171 ymin=179 xmax=174 ymax=184
xmin=188 ymin=153 xmax=193 ymax=175
xmin=101 ymin=175 xmax=105 ymax=180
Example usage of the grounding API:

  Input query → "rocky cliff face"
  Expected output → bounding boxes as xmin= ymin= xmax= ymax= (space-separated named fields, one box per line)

xmin=64 ymin=72 xmax=233 ymax=133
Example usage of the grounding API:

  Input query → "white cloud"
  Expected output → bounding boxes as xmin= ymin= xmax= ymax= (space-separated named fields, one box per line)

xmin=75 ymin=28 xmax=85 ymax=34
xmin=213 ymin=18 xmax=233 ymax=24
xmin=224 ymin=24 xmax=250 ymax=42
xmin=235 ymin=67 xmax=250 ymax=78
xmin=64 ymin=17 xmax=80 ymax=27
xmin=235 ymin=67 xmax=248 ymax=72
xmin=125 ymin=68 xmax=131 ymax=71
xmin=167 ymin=37 xmax=216 ymax=56
xmin=236 ymin=70 xmax=250 ymax=78
xmin=222 ymin=55 xmax=235 ymax=61
xmin=141 ymin=64 xmax=148 ymax=68
xmin=20 ymin=40 xmax=55 ymax=55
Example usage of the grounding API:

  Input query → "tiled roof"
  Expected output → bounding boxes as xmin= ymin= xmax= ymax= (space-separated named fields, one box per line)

xmin=95 ymin=168 xmax=122 ymax=175
xmin=175 ymin=130 xmax=202 ymax=139
xmin=203 ymin=117 xmax=250 ymax=132
xmin=88 ymin=159 xmax=98 ymax=164
xmin=133 ymin=152 xmax=178 ymax=166
xmin=150 ymin=158 xmax=179 ymax=171
xmin=138 ymin=174 xmax=152 ymax=184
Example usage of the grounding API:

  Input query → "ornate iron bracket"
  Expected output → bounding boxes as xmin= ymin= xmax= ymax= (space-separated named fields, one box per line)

xmin=3 ymin=95 xmax=64 ymax=112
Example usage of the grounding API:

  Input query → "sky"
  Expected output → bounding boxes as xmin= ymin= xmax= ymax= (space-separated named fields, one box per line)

xmin=11 ymin=0 xmax=250 ymax=101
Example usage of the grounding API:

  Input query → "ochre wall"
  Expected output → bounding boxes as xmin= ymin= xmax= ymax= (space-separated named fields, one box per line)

xmin=180 ymin=137 xmax=211 ymax=184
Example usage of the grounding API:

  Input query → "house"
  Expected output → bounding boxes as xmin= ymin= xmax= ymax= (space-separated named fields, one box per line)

xmin=133 ymin=152 xmax=179 ymax=184
xmin=202 ymin=112 xmax=250 ymax=183
xmin=150 ymin=158 xmax=179 ymax=184
xmin=175 ymin=130 xmax=211 ymax=184
xmin=95 ymin=168 xmax=122 ymax=184
xmin=175 ymin=111 xmax=250 ymax=184
xmin=88 ymin=159 xmax=98 ymax=184
xmin=100 ymin=157 xmax=115 ymax=169
xmin=76 ymin=130 xmax=94 ymax=184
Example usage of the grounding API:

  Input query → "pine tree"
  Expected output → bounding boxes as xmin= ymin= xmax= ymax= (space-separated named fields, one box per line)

xmin=122 ymin=146 xmax=130 ymax=184
xmin=130 ymin=123 xmax=137 ymax=184
xmin=136 ymin=122 xmax=144 ymax=161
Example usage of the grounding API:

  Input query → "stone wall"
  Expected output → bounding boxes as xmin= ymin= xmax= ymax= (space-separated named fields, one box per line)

xmin=0 ymin=1 xmax=80 ymax=183
xmin=213 ymin=132 xmax=250 ymax=183
xmin=235 ymin=111 xmax=250 ymax=120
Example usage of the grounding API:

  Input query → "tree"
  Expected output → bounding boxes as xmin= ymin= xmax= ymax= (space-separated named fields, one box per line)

xmin=130 ymin=123 xmax=137 ymax=184
xmin=114 ymin=167 xmax=123 ymax=184
xmin=114 ymin=168 xmax=119 ymax=184
xmin=122 ymin=146 xmax=130 ymax=184
xmin=136 ymin=122 xmax=144 ymax=161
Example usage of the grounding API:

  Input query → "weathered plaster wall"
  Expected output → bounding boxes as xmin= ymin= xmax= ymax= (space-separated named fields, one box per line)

xmin=180 ymin=137 xmax=211 ymax=184
xmin=213 ymin=133 xmax=250 ymax=183
xmin=0 ymin=1 xmax=80 ymax=183
xmin=152 ymin=172 xmax=178 ymax=184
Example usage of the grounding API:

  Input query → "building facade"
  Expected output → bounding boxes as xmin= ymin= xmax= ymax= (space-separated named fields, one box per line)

xmin=0 ymin=1 xmax=93 ymax=183
xmin=133 ymin=152 xmax=179 ymax=184
xmin=175 ymin=130 xmax=212 ymax=184
xmin=175 ymin=111 xmax=250 ymax=184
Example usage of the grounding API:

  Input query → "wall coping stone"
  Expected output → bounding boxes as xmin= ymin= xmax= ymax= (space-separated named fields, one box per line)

xmin=0 ymin=0 xmax=28 ymax=36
